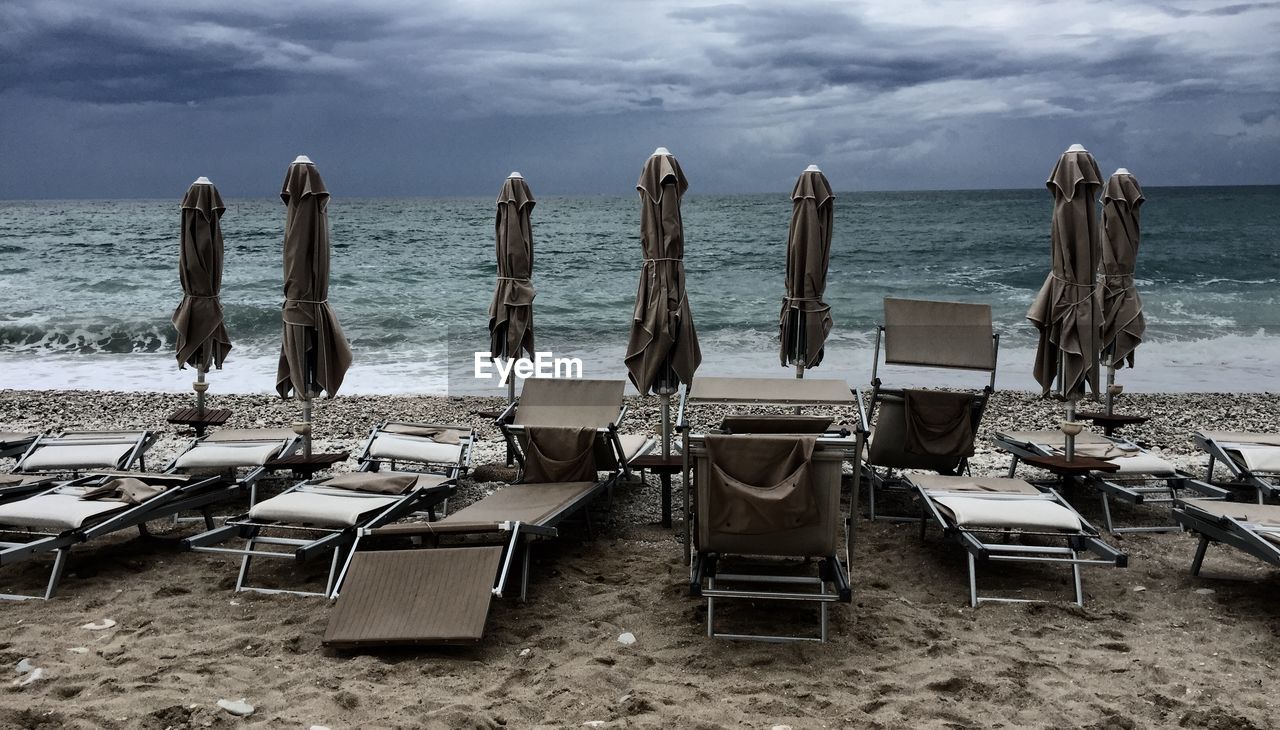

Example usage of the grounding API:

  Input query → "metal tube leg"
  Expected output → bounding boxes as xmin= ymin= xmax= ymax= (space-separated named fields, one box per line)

xmin=1007 ymin=455 xmax=1019 ymax=479
xmin=706 ymin=577 xmax=715 ymax=638
xmin=235 ymin=538 xmax=256 ymax=592
xmin=44 ymin=548 xmax=69 ymax=600
xmin=1100 ymin=492 xmax=1116 ymax=534
xmin=1191 ymin=535 xmax=1211 ymax=576
xmin=868 ymin=471 xmax=877 ymax=522
xmin=1071 ymin=555 xmax=1084 ymax=606
xmin=967 ymin=553 xmax=978 ymax=608
xmin=520 ymin=544 xmax=531 ymax=603
xmin=1206 ymin=454 xmax=1216 ymax=482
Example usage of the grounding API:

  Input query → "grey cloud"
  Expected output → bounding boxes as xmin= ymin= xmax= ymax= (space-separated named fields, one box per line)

xmin=1241 ymin=109 xmax=1278 ymax=124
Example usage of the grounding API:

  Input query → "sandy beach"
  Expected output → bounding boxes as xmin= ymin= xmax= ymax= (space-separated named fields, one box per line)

xmin=0 ymin=387 xmax=1277 ymax=729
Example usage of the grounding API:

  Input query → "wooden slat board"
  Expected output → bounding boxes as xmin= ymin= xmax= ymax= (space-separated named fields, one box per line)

xmin=323 ymin=546 xmax=505 ymax=647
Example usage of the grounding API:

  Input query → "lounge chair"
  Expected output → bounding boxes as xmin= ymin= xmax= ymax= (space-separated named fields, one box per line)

xmin=1193 ymin=431 xmax=1280 ymax=503
xmin=0 ymin=472 xmax=232 ymax=600
xmin=183 ymin=470 xmax=456 ymax=597
xmin=678 ymin=376 xmax=859 ymax=642
xmin=13 ymin=430 xmax=157 ymax=477
xmin=165 ymin=428 xmax=303 ymax=504
xmin=1173 ymin=499 xmax=1280 ymax=575
xmin=0 ymin=432 xmax=40 ymax=461
xmin=356 ymin=420 xmax=475 ymax=478
xmin=909 ymin=474 xmax=1127 ymax=606
xmin=322 ymin=378 xmax=644 ymax=647
xmin=995 ymin=430 xmax=1229 ymax=533
xmin=860 ymin=298 xmax=999 ymax=520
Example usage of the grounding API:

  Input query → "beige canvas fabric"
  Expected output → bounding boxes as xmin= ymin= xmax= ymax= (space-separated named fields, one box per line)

xmin=523 ymin=427 xmax=598 ymax=483
xmin=704 ymin=435 xmax=819 ymax=535
xmin=902 ymin=390 xmax=976 ymax=458
xmin=276 ymin=160 xmax=353 ymax=399
xmin=910 ymin=474 xmax=1042 ymax=495
xmin=381 ymin=423 xmax=468 ymax=444
xmin=883 ymin=298 xmax=996 ymax=371
xmin=489 ymin=176 xmax=536 ymax=360
xmin=624 ymin=152 xmax=701 ymax=394
xmin=1199 ymin=431 xmax=1280 ymax=447
xmin=933 ymin=496 xmax=1082 ymax=532
xmin=779 ymin=169 xmax=834 ymax=368
xmin=79 ymin=477 xmax=166 ymax=505
xmin=513 ymin=378 xmax=623 ymax=428
xmin=1028 ymin=148 xmax=1104 ymax=398
xmin=688 ymin=376 xmax=854 ymax=405
xmin=172 ymin=181 xmax=232 ymax=371
xmin=1100 ymin=172 xmax=1146 ymax=368
xmin=322 ymin=471 xmax=425 ymax=495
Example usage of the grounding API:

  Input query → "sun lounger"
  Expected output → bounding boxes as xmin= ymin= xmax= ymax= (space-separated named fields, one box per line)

xmin=356 ymin=421 xmax=475 ymax=478
xmin=13 ymin=430 xmax=157 ymax=477
xmin=909 ymin=474 xmax=1127 ymax=606
xmin=0 ymin=472 xmax=232 ymax=600
xmin=1172 ymin=499 xmax=1280 ymax=575
xmin=859 ymin=298 xmax=999 ymax=520
xmin=165 ymin=428 xmax=303 ymax=504
xmin=323 ymin=379 xmax=641 ymax=647
xmin=995 ymin=430 xmax=1229 ymax=533
xmin=183 ymin=470 xmax=455 ymax=598
xmin=1193 ymin=431 xmax=1280 ymax=503
xmin=677 ymin=376 xmax=859 ymax=642
xmin=0 ymin=432 xmax=40 ymax=461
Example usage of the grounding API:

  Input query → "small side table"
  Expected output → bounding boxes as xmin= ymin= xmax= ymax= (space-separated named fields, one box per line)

xmin=167 ymin=407 xmax=232 ymax=437
xmin=630 ymin=453 xmax=683 ymax=529
xmin=1021 ymin=453 xmax=1121 ymax=476
xmin=1075 ymin=412 xmax=1149 ymax=437
xmin=265 ymin=452 xmax=349 ymax=479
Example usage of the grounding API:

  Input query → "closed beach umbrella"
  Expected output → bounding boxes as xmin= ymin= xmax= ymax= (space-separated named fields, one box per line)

xmin=276 ymin=156 xmax=352 ymax=452
xmin=779 ymin=164 xmax=834 ymax=373
xmin=1099 ymin=168 xmax=1145 ymax=370
xmin=1028 ymin=144 xmax=1104 ymax=401
xmin=624 ymin=147 xmax=701 ymax=395
xmin=488 ymin=172 xmax=536 ymax=369
xmin=172 ymin=176 xmax=232 ymax=401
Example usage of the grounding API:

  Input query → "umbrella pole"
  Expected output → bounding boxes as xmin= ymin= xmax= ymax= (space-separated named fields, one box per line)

xmin=1105 ymin=363 xmax=1117 ymax=417
xmin=504 ymin=356 xmax=515 ymax=467
xmin=658 ymin=384 xmax=676 ymax=529
xmin=194 ymin=364 xmax=208 ymax=413
xmin=300 ymin=393 xmax=313 ymax=458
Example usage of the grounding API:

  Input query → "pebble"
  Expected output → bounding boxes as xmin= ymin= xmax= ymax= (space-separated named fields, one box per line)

xmin=15 ymin=659 xmax=34 ymax=674
xmin=617 ymin=632 xmax=636 ymax=646
xmin=1133 ymin=586 xmax=1147 ymax=592
xmin=81 ymin=619 xmax=117 ymax=630
xmin=68 ymin=647 xmax=89 ymax=654
xmin=519 ymin=648 xmax=531 ymax=657
xmin=13 ymin=668 xmax=44 ymax=687
xmin=1195 ymin=588 xmax=1216 ymax=595
xmin=774 ymin=726 xmax=795 ymax=730
xmin=217 ymin=699 xmax=255 ymax=717
xmin=310 ymin=726 xmax=332 ymax=730
xmin=583 ymin=723 xmax=606 ymax=728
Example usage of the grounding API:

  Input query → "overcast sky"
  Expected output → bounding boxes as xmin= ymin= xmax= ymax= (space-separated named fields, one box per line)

xmin=2 ymin=0 xmax=1278 ymax=198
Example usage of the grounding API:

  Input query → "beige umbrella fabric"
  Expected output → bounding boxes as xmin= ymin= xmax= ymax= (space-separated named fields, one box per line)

xmin=1099 ymin=169 xmax=1146 ymax=369
xmin=624 ymin=149 xmax=701 ymax=394
xmin=779 ymin=166 xmax=835 ymax=369
xmin=276 ymin=157 xmax=352 ymax=400
xmin=1027 ymin=145 xmax=1104 ymax=399
xmin=488 ymin=173 xmax=536 ymax=361
xmin=172 ymin=178 xmax=232 ymax=371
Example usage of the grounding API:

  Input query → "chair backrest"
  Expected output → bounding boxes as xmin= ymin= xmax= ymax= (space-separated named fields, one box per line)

xmin=882 ymin=298 xmax=996 ymax=372
xmin=513 ymin=379 xmax=624 ymax=428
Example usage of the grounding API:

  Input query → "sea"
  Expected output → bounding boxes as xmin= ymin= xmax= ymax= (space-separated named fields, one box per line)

xmin=0 ymin=186 xmax=1277 ymax=396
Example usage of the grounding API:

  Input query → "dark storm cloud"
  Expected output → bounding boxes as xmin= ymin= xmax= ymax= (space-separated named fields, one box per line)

xmin=0 ymin=0 xmax=1277 ymax=197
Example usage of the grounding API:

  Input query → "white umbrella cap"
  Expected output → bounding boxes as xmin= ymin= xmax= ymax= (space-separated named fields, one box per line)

xmin=508 ymin=171 xmax=523 ymax=179
xmin=292 ymin=155 xmax=314 ymax=165
xmin=651 ymin=147 xmax=671 ymax=157
xmin=1114 ymin=167 xmax=1131 ymax=176
xmin=192 ymin=176 xmax=213 ymax=185
xmin=804 ymin=164 xmax=822 ymax=173
xmin=1066 ymin=143 xmax=1088 ymax=153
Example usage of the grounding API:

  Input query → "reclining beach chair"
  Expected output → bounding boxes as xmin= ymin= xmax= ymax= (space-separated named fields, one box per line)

xmin=860 ymin=298 xmax=999 ymax=520
xmin=183 ymin=471 xmax=456 ymax=598
xmin=322 ymin=379 xmax=646 ymax=647
xmin=0 ymin=432 xmax=39 ymax=461
xmin=165 ymin=428 xmax=302 ymax=505
xmin=1193 ymin=431 xmax=1280 ymax=503
xmin=0 ymin=432 xmax=54 ymax=504
xmin=0 ymin=472 xmax=231 ymax=600
xmin=356 ymin=421 xmax=474 ymax=479
xmin=678 ymin=376 xmax=860 ymax=642
xmin=909 ymin=474 xmax=1127 ymax=606
xmin=13 ymin=430 xmax=157 ymax=477
xmin=1172 ymin=499 xmax=1280 ymax=576
xmin=995 ymin=430 xmax=1229 ymax=533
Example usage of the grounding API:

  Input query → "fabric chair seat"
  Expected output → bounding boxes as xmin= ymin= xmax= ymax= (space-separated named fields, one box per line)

xmin=616 ymin=434 xmax=653 ymax=463
xmin=0 ymin=492 xmax=127 ymax=530
xmin=249 ymin=491 xmax=400 ymax=527
xmin=175 ymin=441 xmax=285 ymax=469
xmin=20 ymin=443 xmax=134 ymax=471
xmin=933 ymin=496 xmax=1082 ymax=532
xmin=368 ymin=434 xmax=463 ymax=466
xmin=1227 ymin=445 xmax=1280 ymax=473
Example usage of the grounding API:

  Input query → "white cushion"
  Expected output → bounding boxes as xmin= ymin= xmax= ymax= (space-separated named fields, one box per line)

xmin=1228 ymin=446 xmax=1280 ymax=473
xmin=1106 ymin=452 xmax=1177 ymax=475
xmin=617 ymin=434 xmax=653 ymax=463
xmin=368 ymin=434 xmax=462 ymax=466
xmin=19 ymin=443 xmax=134 ymax=471
xmin=249 ymin=492 xmax=399 ymax=527
xmin=175 ymin=441 xmax=284 ymax=469
xmin=0 ymin=493 xmax=126 ymax=530
xmin=933 ymin=496 xmax=1082 ymax=532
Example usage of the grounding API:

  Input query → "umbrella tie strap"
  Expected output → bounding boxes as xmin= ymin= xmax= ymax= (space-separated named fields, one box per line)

xmin=183 ymin=295 xmax=221 ymax=299
xmin=1047 ymin=274 xmax=1098 ymax=306
xmin=495 ymin=277 xmax=531 ymax=282
xmin=284 ymin=298 xmax=329 ymax=305
xmin=643 ymin=258 xmax=683 ymax=264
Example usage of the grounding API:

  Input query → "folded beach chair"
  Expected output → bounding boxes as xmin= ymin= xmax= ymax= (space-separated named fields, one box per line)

xmin=1193 ymin=431 xmax=1280 ymax=503
xmin=1172 ymin=499 xmax=1280 ymax=575
xmin=183 ymin=471 xmax=455 ymax=597
xmin=0 ymin=472 xmax=231 ymax=600
xmin=165 ymin=428 xmax=303 ymax=504
xmin=322 ymin=379 xmax=644 ymax=647
xmin=909 ymin=474 xmax=1127 ymax=606
xmin=860 ymin=298 xmax=999 ymax=520
xmin=0 ymin=432 xmax=40 ymax=461
xmin=356 ymin=421 xmax=474 ymax=478
xmin=12 ymin=430 xmax=157 ymax=477
xmin=995 ymin=430 xmax=1229 ymax=533
xmin=687 ymin=431 xmax=854 ymax=642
